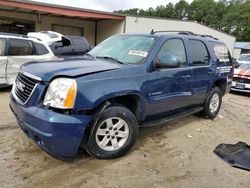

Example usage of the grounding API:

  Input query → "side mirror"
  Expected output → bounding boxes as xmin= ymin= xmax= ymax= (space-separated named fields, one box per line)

xmin=155 ymin=54 xmax=181 ymax=68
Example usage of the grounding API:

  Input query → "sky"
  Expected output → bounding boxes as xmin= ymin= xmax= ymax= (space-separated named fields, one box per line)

xmin=31 ymin=0 xmax=194 ymax=12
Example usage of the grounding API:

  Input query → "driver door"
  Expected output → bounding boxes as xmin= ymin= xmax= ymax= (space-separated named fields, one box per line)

xmin=146 ymin=38 xmax=193 ymax=116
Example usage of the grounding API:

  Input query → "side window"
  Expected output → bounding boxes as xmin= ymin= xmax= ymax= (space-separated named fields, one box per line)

xmin=157 ymin=38 xmax=187 ymax=67
xmin=34 ymin=42 xmax=49 ymax=55
xmin=9 ymin=39 xmax=33 ymax=56
xmin=211 ymin=42 xmax=231 ymax=64
xmin=188 ymin=40 xmax=209 ymax=66
xmin=0 ymin=38 xmax=6 ymax=56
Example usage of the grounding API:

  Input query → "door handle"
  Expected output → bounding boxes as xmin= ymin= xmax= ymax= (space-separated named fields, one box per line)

xmin=177 ymin=75 xmax=191 ymax=82
xmin=181 ymin=75 xmax=191 ymax=79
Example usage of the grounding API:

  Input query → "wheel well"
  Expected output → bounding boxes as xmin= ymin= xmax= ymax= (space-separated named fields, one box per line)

xmin=212 ymin=79 xmax=227 ymax=95
xmin=106 ymin=95 xmax=141 ymax=121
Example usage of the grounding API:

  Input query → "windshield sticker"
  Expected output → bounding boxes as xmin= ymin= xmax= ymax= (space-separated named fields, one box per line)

xmin=128 ymin=50 xmax=148 ymax=57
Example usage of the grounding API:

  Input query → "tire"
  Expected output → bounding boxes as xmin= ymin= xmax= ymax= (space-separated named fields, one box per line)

xmin=200 ymin=87 xmax=222 ymax=119
xmin=85 ymin=105 xmax=138 ymax=159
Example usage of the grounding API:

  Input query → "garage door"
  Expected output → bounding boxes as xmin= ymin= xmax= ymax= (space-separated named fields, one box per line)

xmin=52 ymin=24 xmax=83 ymax=36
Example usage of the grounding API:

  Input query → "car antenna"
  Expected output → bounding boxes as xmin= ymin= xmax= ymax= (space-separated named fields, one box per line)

xmin=150 ymin=29 xmax=154 ymax=34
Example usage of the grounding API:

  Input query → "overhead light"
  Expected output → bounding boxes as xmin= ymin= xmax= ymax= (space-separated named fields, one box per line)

xmin=16 ymin=24 xmax=25 ymax=28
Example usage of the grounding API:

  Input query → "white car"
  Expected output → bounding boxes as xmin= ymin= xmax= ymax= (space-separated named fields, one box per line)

xmin=231 ymin=63 xmax=250 ymax=93
xmin=0 ymin=33 xmax=54 ymax=88
xmin=0 ymin=31 xmax=90 ymax=88
xmin=28 ymin=31 xmax=90 ymax=56
xmin=237 ymin=54 xmax=250 ymax=64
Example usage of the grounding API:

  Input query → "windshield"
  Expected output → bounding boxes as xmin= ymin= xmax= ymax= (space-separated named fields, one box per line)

xmin=88 ymin=35 xmax=156 ymax=64
xmin=238 ymin=54 xmax=250 ymax=61
xmin=238 ymin=63 xmax=250 ymax=70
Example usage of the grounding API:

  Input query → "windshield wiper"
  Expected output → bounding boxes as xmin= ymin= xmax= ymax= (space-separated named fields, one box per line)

xmin=96 ymin=56 xmax=124 ymax=64
xmin=85 ymin=53 xmax=96 ymax=58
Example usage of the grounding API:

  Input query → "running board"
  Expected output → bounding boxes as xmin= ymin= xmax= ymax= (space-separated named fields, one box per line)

xmin=140 ymin=106 xmax=203 ymax=127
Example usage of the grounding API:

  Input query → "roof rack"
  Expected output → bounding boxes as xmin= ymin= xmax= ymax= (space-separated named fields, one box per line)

xmin=150 ymin=29 xmax=218 ymax=40
xmin=200 ymin=34 xmax=219 ymax=40
xmin=150 ymin=29 xmax=194 ymax=35
xmin=0 ymin=32 xmax=28 ymax=38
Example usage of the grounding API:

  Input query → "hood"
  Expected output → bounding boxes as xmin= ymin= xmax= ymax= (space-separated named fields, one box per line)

xmin=21 ymin=57 xmax=122 ymax=81
xmin=234 ymin=68 xmax=250 ymax=78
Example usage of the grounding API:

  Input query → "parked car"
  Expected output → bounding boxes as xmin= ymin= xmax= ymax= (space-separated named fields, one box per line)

xmin=237 ymin=54 xmax=250 ymax=64
xmin=0 ymin=31 xmax=90 ymax=88
xmin=28 ymin=31 xmax=90 ymax=56
xmin=231 ymin=63 xmax=250 ymax=92
xmin=0 ymin=32 xmax=54 ymax=88
xmin=10 ymin=31 xmax=233 ymax=160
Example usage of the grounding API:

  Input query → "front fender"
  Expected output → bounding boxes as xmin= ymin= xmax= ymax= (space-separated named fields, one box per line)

xmin=74 ymin=68 xmax=148 ymax=112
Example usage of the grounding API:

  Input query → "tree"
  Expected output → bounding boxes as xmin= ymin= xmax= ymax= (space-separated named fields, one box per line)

xmin=114 ymin=0 xmax=250 ymax=41
xmin=174 ymin=0 xmax=189 ymax=19
xmin=188 ymin=0 xmax=217 ymax=26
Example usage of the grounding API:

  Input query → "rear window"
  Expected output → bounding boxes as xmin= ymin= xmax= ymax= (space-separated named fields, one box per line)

xmin=9 ymin=39 xmax=33 ymax=56
xmin=34 ymin=42 xmax=49 ymax=55
xmin=0 ymin=38 xmax=6 ymax=56
xmin=210 ymin=42 xmax=231 ymax=64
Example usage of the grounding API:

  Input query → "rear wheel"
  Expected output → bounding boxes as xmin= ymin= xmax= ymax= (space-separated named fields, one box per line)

xmin=200 ymin=87 xmax=222 ymax=119
xmin=85 ymin=105 xmax=138 ymax=159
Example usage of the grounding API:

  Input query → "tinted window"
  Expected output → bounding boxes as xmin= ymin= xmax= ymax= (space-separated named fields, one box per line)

xmin=189 ymin=40 xmax=209 ymax=65
xmin=9 ymin=39 xmax=33 ymax=56
xmin=34 ymin=42 xmax=49 ymax=55
xmin=0 ymin=38 xmax=6 ymax=56
xmin=158 ymin=38 xmax=187 ymax=66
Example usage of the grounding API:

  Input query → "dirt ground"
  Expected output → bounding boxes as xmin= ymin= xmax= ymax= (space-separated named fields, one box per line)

xmin=0 ymin=89 xmax=249 ymax=188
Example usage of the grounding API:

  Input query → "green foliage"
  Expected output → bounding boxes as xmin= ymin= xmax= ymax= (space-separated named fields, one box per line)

xmin=114 ymin=0 xmax=250 ymax=41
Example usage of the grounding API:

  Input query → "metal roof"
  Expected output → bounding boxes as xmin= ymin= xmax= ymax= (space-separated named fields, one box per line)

xmin=0 ymin=0 xmax=125 ymax=20
xmin=234 ymin=42 xmax=250 ymax=49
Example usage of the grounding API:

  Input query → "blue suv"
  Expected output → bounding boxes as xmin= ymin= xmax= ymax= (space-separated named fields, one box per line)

xmin=10 ymin=31 xmax=233 ymax=159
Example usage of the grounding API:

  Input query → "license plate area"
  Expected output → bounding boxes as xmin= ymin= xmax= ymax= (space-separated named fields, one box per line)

xmin=235 ymin=83 xmax=245 ymax=89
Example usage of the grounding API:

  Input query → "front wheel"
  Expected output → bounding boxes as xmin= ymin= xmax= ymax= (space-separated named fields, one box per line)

xmin=85 ymin=105 xmax=138 ymax=159
xmin=200 ymin=87 xmax=222 ymax=119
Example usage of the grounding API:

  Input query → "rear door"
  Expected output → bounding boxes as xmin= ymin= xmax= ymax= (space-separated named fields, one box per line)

xmin=0 ymin=38 xmax=7 ymax=85
xmin=146 ymin=38 xmax=193 ymax=116
xmin=187 ymin=39 xmax=213 ymax=104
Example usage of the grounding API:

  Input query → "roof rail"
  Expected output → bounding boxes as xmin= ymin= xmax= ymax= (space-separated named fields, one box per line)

xmin=200 ymin=34 xmax=219 ymax=40
xmin=150 ymin=29 xmax=218 ymax=40
xmin=0 ymin=32 xmax=28 ymax=38
xmin=150 ymin=29 xmax=195 ymax=35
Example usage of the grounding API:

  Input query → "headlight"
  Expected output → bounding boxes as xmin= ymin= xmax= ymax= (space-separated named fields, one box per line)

xmin=43 ymin=78 xmax=77 ymax=109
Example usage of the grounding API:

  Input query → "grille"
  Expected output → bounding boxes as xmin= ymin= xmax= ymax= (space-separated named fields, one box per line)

xmin=14 ymin=72 xmax=40 ymax=104
xmin=233 ymin=77 xmax=250 ymax=84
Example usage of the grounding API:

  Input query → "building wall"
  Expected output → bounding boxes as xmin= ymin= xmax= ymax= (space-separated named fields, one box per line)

xmin=233 ymin=48 xmax=241 ymax=59
xmin=125 ymin=16 xmax=236 ymax=54
xmin=38 ymin=16 xmax=96 ymax=45
xmin=0 ymin=10 xmax=236 ymax=53
xmin=0 ymin=11 xmax=96 ymax=46
xmin=96 ymin=20 xmax=124 ymax=44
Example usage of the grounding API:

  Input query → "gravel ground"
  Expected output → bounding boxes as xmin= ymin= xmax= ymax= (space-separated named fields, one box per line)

xmin=0 ymin=89 xmax=250 ymax=188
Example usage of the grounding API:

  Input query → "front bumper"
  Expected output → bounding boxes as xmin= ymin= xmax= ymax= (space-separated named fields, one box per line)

xmin=10 ymin=95 xmax=92 ymax=159
xmin=231 ymin=81 xmax=250 ymax=93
